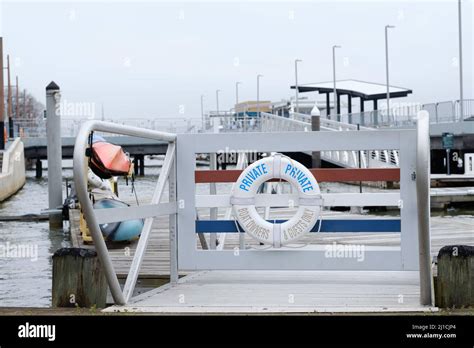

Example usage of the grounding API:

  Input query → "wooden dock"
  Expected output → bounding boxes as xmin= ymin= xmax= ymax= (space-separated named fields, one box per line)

xmin=69 ymin=206 xmax=473 ymax=278
xmin=70 ymin=209 xmax=175 ymax=278
xmin=68 ymin=184 xmax=472 ymax=313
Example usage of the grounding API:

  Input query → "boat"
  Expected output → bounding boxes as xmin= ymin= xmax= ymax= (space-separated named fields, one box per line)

xmin=89 ymin=134 xmax=132 ymax=179
xmin=93 ymin=197 xmax=144 ymax=242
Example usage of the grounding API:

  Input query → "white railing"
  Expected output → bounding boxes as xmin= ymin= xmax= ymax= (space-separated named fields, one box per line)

xmin=334 ymin=99 xmax=474 ymax=127
xmin=72 ymin=114 xmax=432 ymax=306
xmin=16 ymin=117 xmax=203 ymax=138
xmin=260 ymin=112 xmax=399 ymax=169
xmin=73 ymin=121 xmax=178 ymax=305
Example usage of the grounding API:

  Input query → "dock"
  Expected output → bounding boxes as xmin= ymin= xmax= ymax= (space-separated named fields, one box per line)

xmin=104 ymin=270 xmax=432 ymax=313
xmin=70 ymin=204 xmax=472 ymax=312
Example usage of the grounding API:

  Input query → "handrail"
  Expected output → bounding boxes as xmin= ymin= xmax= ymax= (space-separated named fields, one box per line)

xmin=73 ymin=120 xmax=177 ymax=305
xmin=416 ymin=111 xmax=433 ymax=306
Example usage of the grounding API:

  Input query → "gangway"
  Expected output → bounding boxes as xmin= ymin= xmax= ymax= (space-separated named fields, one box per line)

xmin=73 ymin=112 xmax=434 ymax=313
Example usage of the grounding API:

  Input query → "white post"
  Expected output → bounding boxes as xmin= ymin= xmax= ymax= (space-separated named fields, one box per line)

xmin=385 ymin=25 xmax=395 ymax=122
xmin=236 ymin=81 xmax=241 ymax=128
xmin=210 ymin=89 xmax=220 ymax=249
xmin=295 ymin=59 xmax=302 ymax=114
xmin=46 ymin=82 xmax=63 ymax=228
xmin=216 ymin=89 xmax=220 ymax=129
xmin=332 ymin=45 xmax=341 ymax=121
xmin=257 ymin=74 xmax=263 ymax=129
xmin=416 ymin=110 xmax=433 ymax=306
xmin=458 ymin=0 xmax=464 ymax=120
xmin=200 ymin=95 xmax=204 ymax=131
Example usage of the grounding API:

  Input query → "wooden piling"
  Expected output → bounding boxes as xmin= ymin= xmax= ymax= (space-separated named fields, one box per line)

xmin=52 ymin=248 xmax=108 ymax=308
xmin=35 ymin=158 xmax=42 ymax=179
xmin=436 ymin=245 xmax=473 ymax=308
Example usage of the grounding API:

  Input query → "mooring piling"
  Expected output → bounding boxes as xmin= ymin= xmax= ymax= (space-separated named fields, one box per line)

xmin=46 ymin=81 xmax=63 ymax=228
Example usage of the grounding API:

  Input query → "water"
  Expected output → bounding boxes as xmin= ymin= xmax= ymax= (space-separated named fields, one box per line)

xmin=0 ymin=163 xmax=472 ymax=307
xmin=0 ymin=171 xmax=69 ymax=307
xmin=0 ymin=163 xmax=165 ymax=308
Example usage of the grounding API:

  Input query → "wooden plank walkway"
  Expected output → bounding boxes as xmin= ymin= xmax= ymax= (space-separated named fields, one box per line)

xmin=103 ymin=270 xmax=437 ymax=313
xmin=70 ymin=209 xmax=175 ymax=278
xmin=70 ymin=207 xmax=473 ymax=278
xmin=68 ymin=192 xmax=471 ymax=313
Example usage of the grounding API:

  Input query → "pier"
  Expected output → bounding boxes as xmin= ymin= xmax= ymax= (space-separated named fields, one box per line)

xmin=65 ymin=113 xmax=441 ymax=313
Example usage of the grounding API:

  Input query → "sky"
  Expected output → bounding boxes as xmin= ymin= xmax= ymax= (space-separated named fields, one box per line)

xmin=0 ymin=0 xmax=472 ymax=119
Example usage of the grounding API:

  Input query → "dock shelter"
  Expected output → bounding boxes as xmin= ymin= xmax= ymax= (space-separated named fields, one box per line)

xmin=291 ymin=79 xmax=412 ymax=117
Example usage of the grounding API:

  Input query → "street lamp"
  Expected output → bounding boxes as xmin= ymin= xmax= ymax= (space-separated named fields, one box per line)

xmin=236 ymin=81 xmax=242 ymax=106
xmin=385 ymin=25 xmax=395 ymax=121
xmin=295 ymin=59 xmax=302 ymax=115
xmin=235 ymin=81 xmax=242 ymax=130
xmin=200 ymin=95 xmax=204 ymax=130
xmin=257 ymin=74 xmax=263 ymax=118
xmin=332 ymin=45 xmax=341 ymax=121
xmin=216 ymin=89 xmax=221 ymax=115
xmin=458 ymin=0 xmax=464 ymax=120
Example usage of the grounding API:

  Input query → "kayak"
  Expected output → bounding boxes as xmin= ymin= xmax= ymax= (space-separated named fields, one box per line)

xmin=93 ymin=198 xmax=144 ymax=242
xmin=90 ymin=134 xmax=132 ymax=179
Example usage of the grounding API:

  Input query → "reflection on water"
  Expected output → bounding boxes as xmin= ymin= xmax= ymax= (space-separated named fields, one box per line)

xmin=0 ymin=164 xmax=472 ymax=307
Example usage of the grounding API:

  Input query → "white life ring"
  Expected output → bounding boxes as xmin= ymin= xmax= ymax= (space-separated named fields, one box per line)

xmin=231 ymin=154 xmax=322 ymax=247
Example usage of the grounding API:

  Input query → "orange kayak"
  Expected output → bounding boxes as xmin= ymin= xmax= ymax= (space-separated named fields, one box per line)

xmin=90 ymin=138 xmax=132 ymax=179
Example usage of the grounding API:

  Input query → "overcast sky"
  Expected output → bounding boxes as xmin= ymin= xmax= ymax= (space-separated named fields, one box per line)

xmin=1 ymin=0 xmax=472 ymax=119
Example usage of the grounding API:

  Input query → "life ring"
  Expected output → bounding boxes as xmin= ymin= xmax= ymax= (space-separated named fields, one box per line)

xmin=231 ymin=154 xmax=322 ymax=247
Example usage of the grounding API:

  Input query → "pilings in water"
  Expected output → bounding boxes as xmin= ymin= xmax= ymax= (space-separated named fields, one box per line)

xmin=52 ymin=248 xmax=107 ymax=308
xmin=35 ymin=158 xmax=42 ymax=179
xmin=436 ymin=245 xmax=473 ymax=308
xmin=46 ymin=82 xmax=63 ymax=228
xmin=133 ymin=155 xmax=145 ymax=176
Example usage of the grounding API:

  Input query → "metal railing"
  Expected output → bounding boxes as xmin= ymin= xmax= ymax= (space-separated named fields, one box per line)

xmin=73 ymin=113 xmax=432 ymax=306
xmin=73 ymin=121 xmax=178 ymax=305
xmin=260 ymin=112 xmax=399 ymax=168
xmin=332 ymin=99 xmax=474 ymax=127
xmin=14 ymin=117 xmax=203 ymax=138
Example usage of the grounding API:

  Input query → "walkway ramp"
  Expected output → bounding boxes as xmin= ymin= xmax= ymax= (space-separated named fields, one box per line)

xmin=104 ymin=270 xmax=435 ymax=313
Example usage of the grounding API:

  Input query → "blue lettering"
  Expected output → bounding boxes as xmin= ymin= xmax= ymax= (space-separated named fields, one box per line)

xmin=239 ymin=184 xmax=249 ymax=192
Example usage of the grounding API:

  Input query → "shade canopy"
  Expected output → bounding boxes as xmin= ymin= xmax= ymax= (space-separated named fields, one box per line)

xmin=291 ymin=79 xmax=412 ymax=101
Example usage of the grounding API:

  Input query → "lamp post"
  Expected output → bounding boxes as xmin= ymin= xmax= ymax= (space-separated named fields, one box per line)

xmin=385 ymin=25 xmax=395 ymax=121
xmin=216 ymin=89 xmax=220 ymax=118
xmin=7 ymin=54 xmax=13 ymax=138
xmin=458 ymin=0 xmax=464 ymax=120
xmin=236 ymin=81 xmax=241 ymax=106
xmin=295 ymin=59 xmax=302 ymax=115
xmin=332 ymin=45 xmax=341 ymax=121
xmin=0 ymin=37 xmax=4 ymax=150
xmin=236 ymin=81 xmax=242 ymax=130
xmin=200 ymin=94 xmax=204 ymax=131
xmin=257 ymin=74 xmax=263 ymax=118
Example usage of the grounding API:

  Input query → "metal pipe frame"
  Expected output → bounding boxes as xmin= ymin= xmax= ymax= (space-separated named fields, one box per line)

xmin=73 ymin=121 xmax=177 ymax=305
xmin=416 ymin=111 xmax=433 ymax=306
